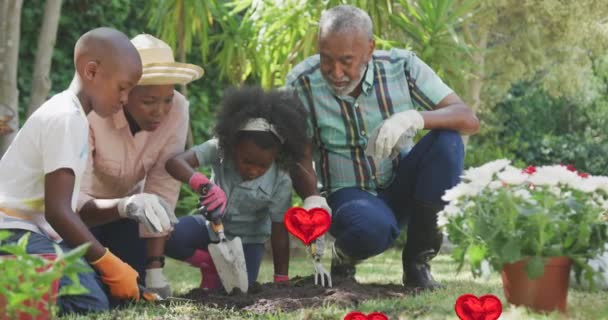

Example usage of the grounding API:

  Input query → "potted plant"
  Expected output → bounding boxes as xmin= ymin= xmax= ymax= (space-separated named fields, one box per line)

xmin=439 ymin=159 xmax=608 ymax=313
xmin=0 ymin=231 xmax=90 ymax=319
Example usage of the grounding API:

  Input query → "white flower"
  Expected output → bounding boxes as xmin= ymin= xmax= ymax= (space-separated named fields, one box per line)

xmin=548 ymin=186 xmax=561 ymax=197
xmin=497 ymin=165 xmax=529 ymax=185
xmin=437 ymin=215 xmax=449 ymax=228
xmin=528 ymin=166 xmax=561 ymax=186
xmin=464 ymin=201 xmax=476 ymax=209
xmin=488 ymin=180 xmax=503 ymax=190
xmin=443 ymin=204 xmax=462 ymax=216
xmin=480 ymin=259 xmax=492 ymax=279
xmin=461 ymin=159 xmax=511 ymax=187
xmin=513 ymin=189 xmax=532 ymax=200
xmin=594 ymin=177 xmax=608 ymax=193
xmin=442 ymin=183 xmax=481 ymax=201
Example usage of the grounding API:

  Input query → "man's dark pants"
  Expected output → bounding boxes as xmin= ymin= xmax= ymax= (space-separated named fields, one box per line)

xmin=328 ymin=130 xmax=464 ymax=263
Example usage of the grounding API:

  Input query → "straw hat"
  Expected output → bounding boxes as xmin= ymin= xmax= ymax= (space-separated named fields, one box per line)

xmin=131 ymin=34 xmax=204 ymax=86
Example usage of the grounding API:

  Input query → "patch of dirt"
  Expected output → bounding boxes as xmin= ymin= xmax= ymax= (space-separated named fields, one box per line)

xmin=180 ymin=275 xmax=412 ymax=313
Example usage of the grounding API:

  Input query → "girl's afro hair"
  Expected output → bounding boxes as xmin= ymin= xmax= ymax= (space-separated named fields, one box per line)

xmin=214 ymin=85 xmax=309 ymax=165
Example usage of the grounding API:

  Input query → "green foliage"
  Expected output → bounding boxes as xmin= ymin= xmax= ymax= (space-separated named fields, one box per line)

xmin=442 ymin=161 xmax=608 ymax=286
xmin=467 ymin=78 xmax=608 ymax=175
xmin=145 ymin=0 xmax=220 ymax=63
xmin=18 ymin=0 xmax=150 ymax=125
xmin=0 ymin=231 xmax=90 ymax=319
xmin=389 ymin=0 xmax=478 ymax=95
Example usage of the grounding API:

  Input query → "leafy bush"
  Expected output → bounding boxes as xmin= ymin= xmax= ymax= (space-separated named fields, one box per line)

xmin=467 ymin=81 xmax=608 ymax=175
xmin=0 ymin=231 xmax=90 ymax=318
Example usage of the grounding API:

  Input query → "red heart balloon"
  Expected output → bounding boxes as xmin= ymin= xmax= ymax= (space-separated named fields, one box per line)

xmin=283 ymin=207 xmax=331 ymax=245
xmin=454 ymin=294 xmax=502 ymax=320
xmin=343 ymin=311 xmax=388 ymax=320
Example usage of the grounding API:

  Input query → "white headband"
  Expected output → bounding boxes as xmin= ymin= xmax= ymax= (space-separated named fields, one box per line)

xmin=240 ymin=118 xmax=285 ymax=144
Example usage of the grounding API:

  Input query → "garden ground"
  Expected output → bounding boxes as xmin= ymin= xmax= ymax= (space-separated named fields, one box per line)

xmin=62 ymin=249 xmax=608 ymax=320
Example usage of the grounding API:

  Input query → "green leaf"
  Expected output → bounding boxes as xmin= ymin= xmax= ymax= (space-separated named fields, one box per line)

xmin=500 ymin=240 xmax=522 ymax=263
xmin=526 ymin=256 xmax=545 ymax=279
xmin=467 ymin=244 xmax=486 ymax=270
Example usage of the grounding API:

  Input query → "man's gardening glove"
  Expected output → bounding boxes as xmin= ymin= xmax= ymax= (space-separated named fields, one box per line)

xmin=189 ymin=172 xmax=227 ymax=215
xmin=307 ymin=235 xmax=332 ymax=287
xmin=117 ymin=193 xmax=178 ymax=234
xmin=366 ymin=109 xmax=424 ymax=160
xmin=303 ymin=195 xmax=331 ymax=214
xmin=91 ymin=248 xmax=140 ymax=301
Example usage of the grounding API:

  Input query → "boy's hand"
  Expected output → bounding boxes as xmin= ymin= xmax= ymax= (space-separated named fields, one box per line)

xmin=189 ymin=172 xmax=227 ymax=214
xmin=117 ymin=193 xmax=178 ymax=233
xmin=91 ymin=249 xmax=140 ymax=301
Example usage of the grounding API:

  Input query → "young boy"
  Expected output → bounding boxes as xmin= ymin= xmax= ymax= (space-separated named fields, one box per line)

xmin=0 ymin=27 xmax=143 ymax=314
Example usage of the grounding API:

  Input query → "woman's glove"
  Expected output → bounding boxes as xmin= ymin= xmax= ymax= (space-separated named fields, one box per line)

xmin=117 ymin=193 xmax=178 ymax=234
xmin=189 ymin=172 xmax=227 ymax=215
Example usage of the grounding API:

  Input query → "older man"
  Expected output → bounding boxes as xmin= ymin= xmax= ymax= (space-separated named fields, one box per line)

xmin=286 ymin=5 xmax=479 ymax=290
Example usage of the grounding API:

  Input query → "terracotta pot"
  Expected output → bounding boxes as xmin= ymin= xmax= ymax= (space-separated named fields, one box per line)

xmin=501 ymin=256 xmax=572 ymax=313
xmin=0 ymin=254 xmax=60 ymax=320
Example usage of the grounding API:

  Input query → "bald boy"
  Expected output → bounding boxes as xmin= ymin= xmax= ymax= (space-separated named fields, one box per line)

xmin=0 ymin=27 xmax=143 ymax=315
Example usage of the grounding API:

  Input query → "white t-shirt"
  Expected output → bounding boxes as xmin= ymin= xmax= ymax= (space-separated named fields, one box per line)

xmin=0 ymin=90 xmax=89 ymax=241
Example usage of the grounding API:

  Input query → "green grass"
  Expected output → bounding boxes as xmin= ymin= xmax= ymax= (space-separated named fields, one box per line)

xmin=61 ymin=250 xmax=608 ymax=320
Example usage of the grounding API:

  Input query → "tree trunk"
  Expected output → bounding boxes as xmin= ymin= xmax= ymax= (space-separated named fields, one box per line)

xmin=26 ymin=0 xmax=63 ymax=117
xmin=176 ymin=1 xmax=194 ymax=149
xmin=466 ymin=29 xmax=488 ymax=112
xmin=0 ymin=0 xmax=23 ymax=156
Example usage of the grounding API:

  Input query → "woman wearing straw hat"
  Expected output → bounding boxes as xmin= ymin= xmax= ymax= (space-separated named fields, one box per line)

xmin=76 ymin=34 xmax=204 ymax=298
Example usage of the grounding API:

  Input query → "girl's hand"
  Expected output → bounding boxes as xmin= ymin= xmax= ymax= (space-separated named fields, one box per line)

xmin=189 ymin=172 xmax=227 ymax=215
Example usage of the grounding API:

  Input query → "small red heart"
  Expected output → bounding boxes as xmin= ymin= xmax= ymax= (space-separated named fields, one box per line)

xmin=343 ymin=311 xmax=389 ymax=320
xmin=283 ymin=207 xmax=331 ymax=245
xmin=454 ymin=294 xmax=502 ymax=320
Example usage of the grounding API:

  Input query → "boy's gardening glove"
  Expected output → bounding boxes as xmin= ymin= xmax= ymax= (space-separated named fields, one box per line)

xmin=189 ymin=172 xmax=227 ymax=215
xmin=117 ymin=193 xmax=178 ymax=234
xmin=307 ymin=235 xmax=332 ymax=287
xmin=91 ymin=248 xmax=140 ymax=301
xmin=145 ymin=267 xmax=171 ymax=299
xmin=366 ymin=109 xmax=424 ymax=160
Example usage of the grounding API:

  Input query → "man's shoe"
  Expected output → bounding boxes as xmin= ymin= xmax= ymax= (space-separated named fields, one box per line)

xmin=330 ymin=243 xmax=357 ymax=280
xmin=401 ymin=200 xmax=445 ymax=291
xmin=403 ymin=254 xmax=445 ymax=290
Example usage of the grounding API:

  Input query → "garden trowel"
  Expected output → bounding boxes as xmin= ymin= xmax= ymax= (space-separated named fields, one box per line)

xmin=207 ymin=217 xmax=248 ymax=294
xmin=197 ymin=185 xmax=248 ymax=294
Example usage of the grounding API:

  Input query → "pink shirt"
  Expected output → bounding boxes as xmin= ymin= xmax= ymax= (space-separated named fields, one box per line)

xmin=77 ymin=91 xmax=188 ymax=235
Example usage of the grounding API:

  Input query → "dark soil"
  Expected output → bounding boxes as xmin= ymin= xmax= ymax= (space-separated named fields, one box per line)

xmin=179 ymin=275 xmax=412 ymax=313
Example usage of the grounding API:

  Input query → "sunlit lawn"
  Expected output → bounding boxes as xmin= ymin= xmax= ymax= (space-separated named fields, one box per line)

xmin=61 ymin=249 xmax=608 ymax=320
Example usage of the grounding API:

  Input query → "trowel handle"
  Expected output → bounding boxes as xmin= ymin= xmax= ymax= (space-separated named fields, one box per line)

xmin=211 ymin=219 xmax=224 ymax=234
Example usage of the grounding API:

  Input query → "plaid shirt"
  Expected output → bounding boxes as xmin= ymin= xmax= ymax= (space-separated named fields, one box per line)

xmin=286 ymin=48 xmax=453 ymax=195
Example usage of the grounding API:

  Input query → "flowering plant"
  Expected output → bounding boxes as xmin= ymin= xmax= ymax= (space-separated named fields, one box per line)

xmin=440 ymin=159 xmax=608 ymax=286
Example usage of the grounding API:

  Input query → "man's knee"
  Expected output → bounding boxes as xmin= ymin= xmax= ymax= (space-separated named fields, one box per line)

xmin=332 ymin=199 xmax=399 ymax=259
xmin=431 ymin=130 xmax=464 ymax=164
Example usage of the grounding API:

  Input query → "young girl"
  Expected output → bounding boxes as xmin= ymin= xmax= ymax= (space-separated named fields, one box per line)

xmin=165 ymin=86 xmax=308 ymax=290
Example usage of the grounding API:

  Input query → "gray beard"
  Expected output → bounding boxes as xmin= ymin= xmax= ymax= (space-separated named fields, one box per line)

xmin=328 ymin=63 xmax=368 ymax=97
